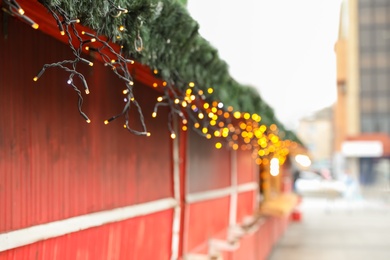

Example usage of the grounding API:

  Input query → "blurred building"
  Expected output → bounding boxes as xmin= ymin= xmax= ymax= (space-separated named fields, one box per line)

xmin=297 ymin=107 xmax=333 ymax=174
xmin=334 ymin=0 xmax=390 ymax=188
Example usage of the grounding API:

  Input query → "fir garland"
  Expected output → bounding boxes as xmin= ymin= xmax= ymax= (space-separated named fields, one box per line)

xmin=38 ymin=0 xmax=300 ymax=143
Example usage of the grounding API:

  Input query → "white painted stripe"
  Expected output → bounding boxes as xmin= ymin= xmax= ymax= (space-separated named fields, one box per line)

xmin=237 ymin=182 xmax=258 ymax=193
xmin=171 ymin=117 xmax=181 ymax=260
xmin=186 ymin=182 xmax=258 ymax=204
xmin=229 ymin=150 xmax=238 ymax=226
xmin=186 ymin=187 xmax=232 ymax=203
xmin=0 ymin=198 xmax=177 ymax=252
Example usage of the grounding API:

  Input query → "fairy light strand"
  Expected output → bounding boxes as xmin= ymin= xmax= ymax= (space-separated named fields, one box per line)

xmin=2 ymin=0 xmax=39 ymax=29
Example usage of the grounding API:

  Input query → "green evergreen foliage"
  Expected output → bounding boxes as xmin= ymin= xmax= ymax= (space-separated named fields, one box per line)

xmin=40 ymin=0 xmax=300 ymax=142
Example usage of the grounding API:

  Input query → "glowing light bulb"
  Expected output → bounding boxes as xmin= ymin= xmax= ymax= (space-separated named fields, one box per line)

xmin=153 ymin=83 xmax=158 ymax=88
xmin=157 ymin=97 xmax=163 ymax=102
xmin=33 ymin=77 xmax=38 ymax=82
xmin=123 ymin=89 xmax=129 ymax=94
xmin=171 ymin=133 xmax=176 ymax=139
xmin=86 ymin=119 xmax=91 ymax=123
xmin=152 ymin=112 xmax=157 ymax=118
xmin=60 ymin=31 xmax=65 ymax=36
xmin=18 ymin=8 xmax=25 ymax=15
xmin=189 ymin=82 xmax=195 ymax=87
xmin=104 ymin=120 xmax=109 ymax=125
xmin=119 ymin=25 xmax=125 ymax=31
xmin=32 ymin=23 xmax=39 ymax=30
xmin=207 ymin=88 xmax=214 ymax=94
xmin=215 ymin=142 xmax=222 ymax=149
xmin=147 ymin=132 xmax=151 ymax=137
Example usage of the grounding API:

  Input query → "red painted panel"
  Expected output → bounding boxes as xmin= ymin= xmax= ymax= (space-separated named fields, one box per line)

xmin=230 ymin=234 xmax=257 ymax=260
xmin=236 ymin=191 xmax=255 ymax=224
xmin=0 ymin=210 xmax=173 ymax=260
xmin=0 ymin=15 xmax=172 ymax=232
xmin=237 ymin=149 xmax=257 ymax=184
xmin=184 ymin=197 xmax=230 ymax=253
xmin=187 ymin=130 xmax=231 ymax=193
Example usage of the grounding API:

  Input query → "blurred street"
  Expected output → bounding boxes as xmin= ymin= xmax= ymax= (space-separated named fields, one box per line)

xmin=269 ymin=191 xmax=390 ymax=260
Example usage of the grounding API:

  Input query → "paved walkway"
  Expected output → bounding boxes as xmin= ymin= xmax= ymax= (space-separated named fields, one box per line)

xmin=269 ymin=195 xmax=390 ymax=260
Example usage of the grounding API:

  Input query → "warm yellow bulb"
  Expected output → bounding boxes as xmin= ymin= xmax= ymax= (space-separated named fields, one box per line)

xmin=123 ymin=124 xmax=127 ymax=128
xmin=194 ymin=123 xmax=200 ymax=128
xmin=33 ymin=76 xmax=38 ymax=82
xmin=153 ymin=83 xmax=158 ymax=88
xmin=174 ymin=99 xmax=180 ymax=104
xmin=88 ymin=62 xmax=94 ymax=67
xmin=202 ymin=127 xmax=208 ymax=134
xmin=86 ymin=119 xmax=91 ymax=123
xmin=207 ymin=88 xmax=214 ymax=94
xmin=198 ymin=90 xmax=204 ymax=95
xmin=153 ymin=69 xmax=158 ymax=74
xmin=163 ymin=82 xmax=167 ymax=86
xmin=233 ymin=111 xmax=241 ymax=119
xmin=147 ymin=132 xmax=151 ymax=137
xmin=215 ymin=142 xmax=222 ymax=149
xmin=189 ymin=82 xmax=195 ymax=87
xmin=119 ymin=25 xmax=125 ymax=31
xmin=171 ymin=133 xmax=176 ymax=139
xmin=152 ymin=112 xmax=157 ymax=118
xmin=182 ymin=125 xmax=188 ymax=131
xmin=60 ymin=31 xmax=65 ymax=36
xmin=182 ymin=101 xmax=187 ymax=107
xmin=198 ymin=113 xmax=204 ymax=119
xmin=182 ymin=119 xmax=188 ymax=125
xmin=85 ymin=89 xmax=90 ymax=94
xmin=157 ymin=97 xmax=163 ymax=102
xmin=32 ymin=23 xmax=39 ymax=30
xmin=104 ymin=120 xmax=109 ymax=125
xmin=203 ymin=103 xmax=209 ymax=109
xmin=18 ymin=8 xmax=25 ymax=15
xmin=206 ymin=134 xmax=212 ymax=139
xmin=123 ymin=89 xmax=129 ymax=94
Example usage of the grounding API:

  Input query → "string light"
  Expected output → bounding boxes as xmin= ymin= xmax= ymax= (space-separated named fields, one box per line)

xmin=24 ymin=0 xmax=297 ymax=159
xmin=33 ymin=2 xmax=148 ymax=135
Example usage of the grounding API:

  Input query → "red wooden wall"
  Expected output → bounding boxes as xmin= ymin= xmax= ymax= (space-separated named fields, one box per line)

xmin=0 ymin=14 xmax=173 ymax=259
xmin=0 ymin=11 xmax=293 ymax=260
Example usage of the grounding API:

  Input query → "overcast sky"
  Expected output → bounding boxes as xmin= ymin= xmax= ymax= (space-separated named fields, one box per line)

xmin=187 ymin=0 xmax=342 ymax=129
